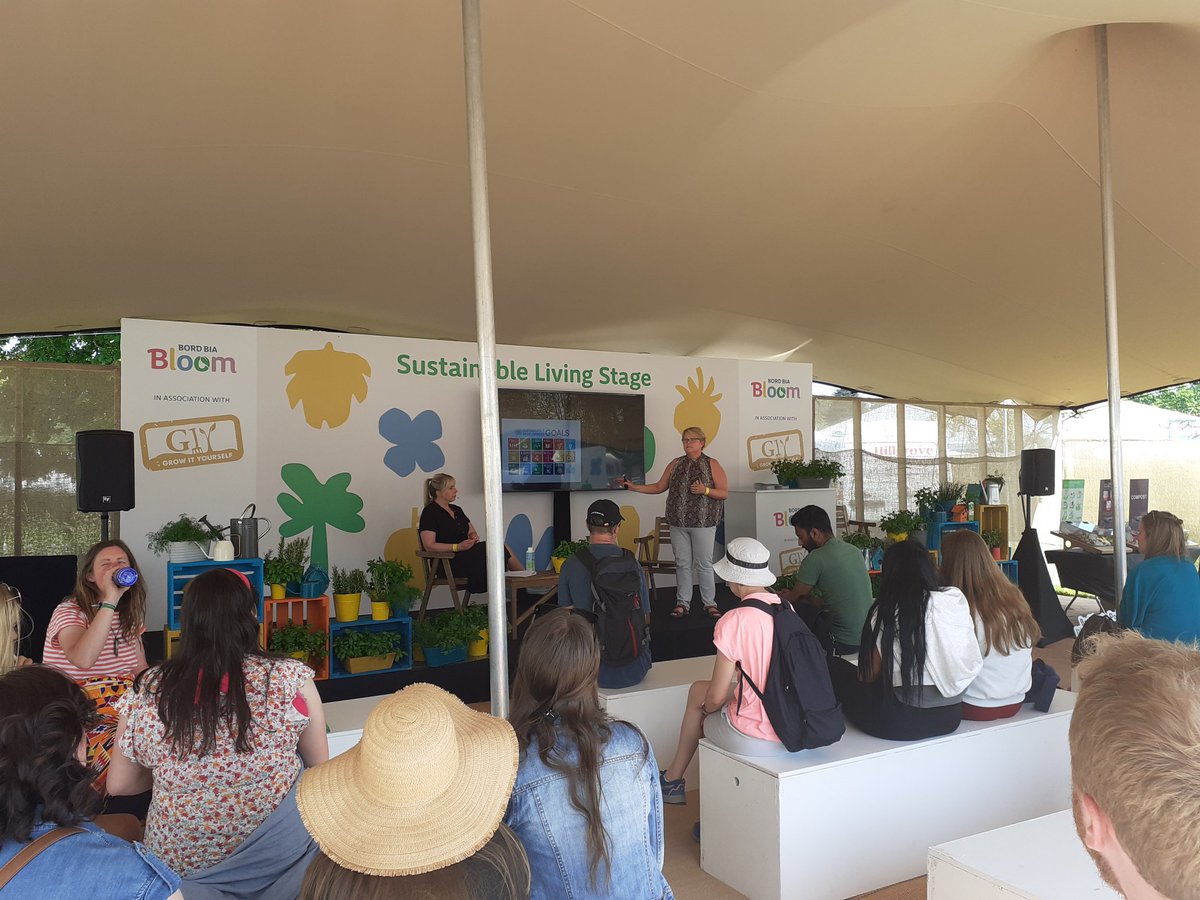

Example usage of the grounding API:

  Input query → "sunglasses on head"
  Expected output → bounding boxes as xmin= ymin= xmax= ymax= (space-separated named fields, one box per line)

xmin=0 ymin=584 xmax=20 ymax=604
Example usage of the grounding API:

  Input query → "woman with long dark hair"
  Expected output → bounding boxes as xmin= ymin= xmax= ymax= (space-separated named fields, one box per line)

xmin=940 ymin=530 xmax=1040 ymax=720
xmin=42 ymin=539 xmax=149 ymax=783
xmin=506 ymin=609 xmax=673 ymax=900
xmin=828 ymin=540 xmax=982 ymax=741
xmin=0 ymin=665 xmax=181 ymax=898
xmin=106 ymin=568 xmax=328 ymax=876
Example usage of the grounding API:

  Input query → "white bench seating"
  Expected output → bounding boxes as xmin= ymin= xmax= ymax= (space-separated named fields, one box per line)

xmin=323 ymin=695 xmax=387 ymax=759
xmin=598 ymin=654 xmax=717 ymax=785
xmin=928 ymin=809 xmax=1119 ymax=899
xmin=698 ymin=690 xmax=1076 ymax=900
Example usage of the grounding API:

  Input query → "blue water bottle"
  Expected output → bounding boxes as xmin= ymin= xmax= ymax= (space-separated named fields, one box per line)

xmin=525 ymin=547 xmax=535 ymax=572
xmin=113 ymin=567 xmax=139 ymax=587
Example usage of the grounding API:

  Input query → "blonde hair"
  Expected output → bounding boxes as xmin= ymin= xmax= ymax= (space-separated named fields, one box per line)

xmin=940 ymin=530 xmax=1039 ymax=655
xmin=1140 ymin=510 xmax=1187 ymax=559
xmin=425 ymin=473 xmax=456 ymax=505
xmin=681 ymin=427 xmax=706 ymax=445
xmin=1071 ymin=632 xmax=1200 ymax=898
xmin=0 ymin=585 xmax=30 ymax=676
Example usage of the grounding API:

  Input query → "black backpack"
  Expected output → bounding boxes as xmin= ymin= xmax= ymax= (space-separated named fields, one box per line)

xmin=577 ymin=548 xmax=649 ymax=666
xmin=735 ymin=599 xmax=845 ymax=751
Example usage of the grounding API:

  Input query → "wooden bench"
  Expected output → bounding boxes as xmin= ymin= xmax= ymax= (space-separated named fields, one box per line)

xmin=598 ymin=654 xmax=717 ymax=786
xmin=927 ymin=809 xmax=1118 ymax=899
xmin=698 ymin=690 xmax=1076 ymax=900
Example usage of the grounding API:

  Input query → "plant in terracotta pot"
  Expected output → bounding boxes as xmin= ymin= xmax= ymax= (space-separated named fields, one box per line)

xmin=878 ymin=510 xmax=924 ymax=542
xmin=147 ymin=515 xmax=213 ymax=562
xmin=983 ymin=529 xmax=1006 ymax=561
xmin=269 ymin=622 xmax=328 ymax=663
xmin=366 ymin=557 xmax=420 ymax=618
xmin=332 ymin=629 xmax=405 ymax=675
xmin=769 ymin=456 xmax=845 ymax=489
xmin=550 ymin=539 xmax=589 ymax=573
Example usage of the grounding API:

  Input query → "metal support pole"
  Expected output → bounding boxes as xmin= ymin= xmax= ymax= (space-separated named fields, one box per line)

xmin=461 ymin=0 xmax=510 ymax=717
xmin=1095 ymin=25 xmax=1128 ymax=599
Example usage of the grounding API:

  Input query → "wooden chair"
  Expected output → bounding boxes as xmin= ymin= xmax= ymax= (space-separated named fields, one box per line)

xmin=634 ymin=517 xmax=676 ymax=598
xmin=837 ymin=503 xmax=876 ymax=536
xmin=415 ymin=549 xmax=471 ymax=620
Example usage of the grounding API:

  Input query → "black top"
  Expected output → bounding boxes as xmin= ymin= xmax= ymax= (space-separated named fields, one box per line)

xmin=418 ymin=502 xmax=471 ymax=544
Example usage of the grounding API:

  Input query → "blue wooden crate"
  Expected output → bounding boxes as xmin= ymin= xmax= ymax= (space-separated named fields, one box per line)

xmin=998 ymin=559 xmax=1019 ymax=585
xmin=926 ymin=520 xmax=980 ymax=552
xmin=329 ymin=613 xmax=413 ymax=679
xmin=166 ymin=558 xmax=265 ymax=630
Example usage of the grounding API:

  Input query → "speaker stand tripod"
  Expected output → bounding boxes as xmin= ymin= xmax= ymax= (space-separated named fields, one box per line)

xmin=1014 ymin=491 xmax=1074 ymax=645
xmin=99 ymin=511 xmax=111 ymax=543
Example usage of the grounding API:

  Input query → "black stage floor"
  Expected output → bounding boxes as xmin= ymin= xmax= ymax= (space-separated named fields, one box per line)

xmin=314 ymin=585 xmax=736 ymax=705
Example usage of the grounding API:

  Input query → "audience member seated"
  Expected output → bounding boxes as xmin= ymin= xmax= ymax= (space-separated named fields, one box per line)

xmin=556 ymin=499 xmax=652 ymax=689
xmin=940 ymin=530 xmax=1041 ymax=720
xmin=659 ymin=538 xmax=792 ymax=807
xmin=41 ymin=540 xmax=149 ymax=783
xmin=506 ymin=609 xmax=673 ymax=900
xmin=0 ymin=581 xmax=33 ymax=675
xmin=0 ymin=665 xmax=181 ymax=899
xmin=419 ymin=473 xmax=522 ymax=596
xmin=295 ymin=683 xmax=530 ymax=900
xmin=829 ymin=540 xmax=983 ymax=741
xmin=107 ymin=568 xmax=328 ymax=876
xmin=1118 ymin=510 xmax=1200 ymax=643
xmin=1071 ymin=632 xmax=1200 ymax=899
xmin=777 ymin=505 xmax=874 ymax=655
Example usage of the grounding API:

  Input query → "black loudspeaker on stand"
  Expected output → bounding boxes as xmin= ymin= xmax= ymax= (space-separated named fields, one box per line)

xmin=76 ymin=430 xmax=136 ymax=541
xmin=1015 ymin=448 xmax=1073 ymax=644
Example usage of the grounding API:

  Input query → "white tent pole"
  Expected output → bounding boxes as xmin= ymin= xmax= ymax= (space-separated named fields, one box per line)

xmin=1095 ymin=24 xmax=1128 ymax=600
xmin=461 ymin=0 xmax=509 ymax=717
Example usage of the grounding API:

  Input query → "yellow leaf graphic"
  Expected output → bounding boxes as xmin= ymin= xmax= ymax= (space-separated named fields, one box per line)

xmin=284 ymin=342 xmax=372 ymax=429
xmin=384 ymin=507 xmax=426 ymax=590
xmin=617 ymin=505 xmax=641 ymax=555
xmin=674 ymin=366 xmax=723 ymax=443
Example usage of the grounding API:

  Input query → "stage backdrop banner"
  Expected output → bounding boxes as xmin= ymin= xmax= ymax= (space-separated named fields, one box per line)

xmin=121 ymin=319 xmax=812 ymax=629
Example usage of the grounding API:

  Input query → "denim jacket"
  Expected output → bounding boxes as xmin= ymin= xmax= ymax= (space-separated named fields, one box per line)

xmin=505 ymin=721 xmax=674 ymax=900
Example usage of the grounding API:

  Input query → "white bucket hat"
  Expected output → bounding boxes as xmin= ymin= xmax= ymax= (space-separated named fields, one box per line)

xmin=713 ymin=537 xmax=777 ymax=587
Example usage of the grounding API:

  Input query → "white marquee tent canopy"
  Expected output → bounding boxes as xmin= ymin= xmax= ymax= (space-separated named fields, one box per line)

xmin=4 ymin=2 xmax=1200 ymax=407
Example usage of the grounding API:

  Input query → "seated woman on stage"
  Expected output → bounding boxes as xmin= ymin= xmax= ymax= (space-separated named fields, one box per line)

xmin=828 ymin=540 xmax=982 ymax=741
xmin=419 ymin=473 xmax=522 ymax=595
xmin=107 ymin=568 xmax=328 ymax=877
xmin=940 ymin=530 xmax=1040 ymax=720
xmin=1119 ymin=510 xmax=1200 ymax=642
xmin=506 ymin=608 xmax=673 ymax=900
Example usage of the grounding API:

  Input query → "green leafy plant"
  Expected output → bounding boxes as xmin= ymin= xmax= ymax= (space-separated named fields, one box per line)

xmin=263 ymin=536 xmax=308 ymax=587
xmin=772 ymin=572 xmax=798 ymax=592
xmin=366 ymin=557 xmax=421 ymax=614
xmin=878 ymin=509 xmax=924 ymax=536
xmin=982 ymin=530 xmax=1005 ymax=549
xmin=935 ymin=481 xmax=966 ymax=507
xmin=330 ymin=566 xmax=367 ymax=594
xmin=461 ymin=602 xmax=489 ymax=641
xmin=413 ymin=610 xmax=477 ymax=652
xmin=983 ymin=473 xmax=1006 ymax=488
xmin=844 ymin=532 xmax=881 ymax=552
xmin=769 ymin=456 xmax=846 ymax=484
xmin=913 ymin=486 xmax=940 ymax=521
xmin=332 ymin=629 xmax=405 ymax=662
xmin=269 ymin=623 xmax=328 ymax=660
xmin=146 ymin=515 xmax=212 ymax=555
xmin=551 ymin=539 xmax=589 ymax=559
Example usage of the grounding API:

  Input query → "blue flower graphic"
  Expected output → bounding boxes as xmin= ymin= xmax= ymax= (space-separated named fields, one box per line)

xmin=380 ymin=408 xmax=446 ymax=477
xmin=505 ymin=514 xmax=556 ymax=570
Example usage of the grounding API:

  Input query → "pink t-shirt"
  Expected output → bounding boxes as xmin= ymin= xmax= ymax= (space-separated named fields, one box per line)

xmin=42 ymin=600 xmax=144 ymax=680
xmin=712 ymin=591 xmax=780 ymax=742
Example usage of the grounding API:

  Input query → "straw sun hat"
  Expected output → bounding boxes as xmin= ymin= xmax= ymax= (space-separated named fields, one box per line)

xmin=713 ymin=537 xmax=777 ymax=587
xmin=296 ymin=683 xmax=518 ymax=876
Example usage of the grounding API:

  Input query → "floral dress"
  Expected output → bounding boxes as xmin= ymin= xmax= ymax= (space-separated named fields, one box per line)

xmin=116 ymin=656 xmax=312 ymax=876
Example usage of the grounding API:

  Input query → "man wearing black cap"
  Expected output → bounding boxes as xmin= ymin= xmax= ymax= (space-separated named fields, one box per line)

xmin=557 ymin=499 xmax=653 ymax=688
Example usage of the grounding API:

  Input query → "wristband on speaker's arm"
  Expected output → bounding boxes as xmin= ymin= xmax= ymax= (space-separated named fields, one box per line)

xmin=99 ymin=602 xmax=119 ymax=612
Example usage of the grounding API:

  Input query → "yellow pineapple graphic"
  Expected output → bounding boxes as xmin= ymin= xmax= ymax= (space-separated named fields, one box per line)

xmin=674 ymin=367 xmax=723 ymax=443
xmin=284 ymin=342 xmax=372 ymax=429
xmin=617 ymin=505 xmax=642 ymax=555
xmin=384 ymin=507 xmax=426 ymax=590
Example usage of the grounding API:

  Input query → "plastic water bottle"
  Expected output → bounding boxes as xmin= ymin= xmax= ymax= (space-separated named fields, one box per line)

xmin=113 ymin=567 xmax=139 ymax=587
xmin=968 ymin=502 xmax=976 ymax=521
xmin=525 ymin=547 xmax=535 ymax=572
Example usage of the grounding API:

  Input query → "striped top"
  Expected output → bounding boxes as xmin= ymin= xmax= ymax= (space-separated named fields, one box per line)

xmin=43 ymin=600 xmax=144 ymax=680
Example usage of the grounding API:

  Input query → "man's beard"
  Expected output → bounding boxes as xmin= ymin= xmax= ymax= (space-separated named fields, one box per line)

xmin=1072 ymin=790 xmax=1122 ymax=895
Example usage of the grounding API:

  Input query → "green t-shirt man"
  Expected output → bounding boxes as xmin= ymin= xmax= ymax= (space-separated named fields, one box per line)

xmin=782 ymin=506 xmax=873 ymax=649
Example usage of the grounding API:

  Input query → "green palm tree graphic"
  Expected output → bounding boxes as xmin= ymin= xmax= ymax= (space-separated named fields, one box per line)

xmin=277 ymin=463 xmax=365 ymax=572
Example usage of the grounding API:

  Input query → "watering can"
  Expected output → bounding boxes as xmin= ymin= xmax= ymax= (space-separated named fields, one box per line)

xmin=193 ymin=537 xmax=237 ymax=562
xmin=230 ymin=504 xmax=273 ymax=559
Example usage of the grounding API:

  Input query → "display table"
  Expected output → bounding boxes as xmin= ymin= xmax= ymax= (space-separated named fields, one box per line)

xmin=505 ymin=571 xmax=560 ymax=635
xmin=725 ymin=488 xmax=837 ymax=574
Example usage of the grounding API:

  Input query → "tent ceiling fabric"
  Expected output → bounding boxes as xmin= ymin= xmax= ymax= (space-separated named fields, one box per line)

xmin=2 ymin=2 xmax=1199 ymax=406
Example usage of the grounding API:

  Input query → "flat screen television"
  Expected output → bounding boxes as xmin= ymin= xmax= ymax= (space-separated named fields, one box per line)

xmin=499 ymin=388 xmax=645 ymax=492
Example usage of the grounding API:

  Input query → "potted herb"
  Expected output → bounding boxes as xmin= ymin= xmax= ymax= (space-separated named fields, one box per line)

xmin=331 ymin=566 xmax=368 ymax=621
xmin=462 ymin=602 xmax=490 ymax=657
xmin=983 ymin=530 xmax=1006 ymax=561
xmin=263 ymin=537 xmax=306 ymax=599
xmin=772 ymin=572 xmax=799 ymax=594
xmin=934 ymin=481 xmax=966 ymax=514
xmin=913 ymin=486 xmax=941 ymax=523
xmin=983 ymin=473 xmax=1005 ymax=504
xmin=332 ymin=629 xmax=405 ymax=675
xmin=413 ymin=610 xmax=475 ymax=668
xmin=768 ymin=456 xmax=846 ymax=489
xmin=878 ymin=510 xmax=924 ymax=542
xmin=550 ymin=539 xmax=589 ymax=573
xmin=366 ymin=557 xmax=420 ymax=618
xmin=269 ymin=622 xmax=328 ymax=663
xmin=147 ymin=515 xmax=212 ymax=563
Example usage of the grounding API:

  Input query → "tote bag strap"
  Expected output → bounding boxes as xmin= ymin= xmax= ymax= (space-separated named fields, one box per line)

xmin=0 ymin=826 xmax=86 ymax=891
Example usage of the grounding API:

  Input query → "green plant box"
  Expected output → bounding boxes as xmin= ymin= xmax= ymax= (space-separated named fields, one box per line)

xmin=424 ymin=645 xmax=468 ymax=668
xmin=345 ymin=652 xmax=396 ymax=674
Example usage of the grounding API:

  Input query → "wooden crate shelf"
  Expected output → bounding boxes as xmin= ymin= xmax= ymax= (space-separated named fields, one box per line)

xmin=977 ymin=505 xmax=1011 ymax=559
xmin=329 ymin=614 xmax=413 ymax=679
xmin=165 ymin=558 xmax=265 ymax=631
xmin=264 ymin=594 xmax=330 ymax=680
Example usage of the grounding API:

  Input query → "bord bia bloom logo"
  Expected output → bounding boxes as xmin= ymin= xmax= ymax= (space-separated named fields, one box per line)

xmin=139 ymin=415 xmax=244 ymax=471
xmin=147 ymin=344 xmax=237 ymax=374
